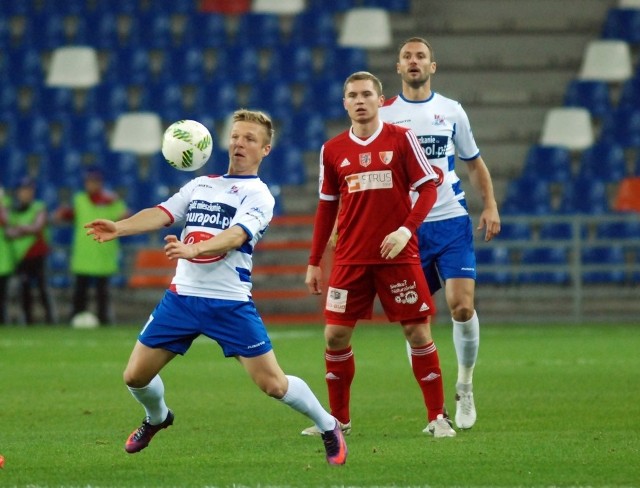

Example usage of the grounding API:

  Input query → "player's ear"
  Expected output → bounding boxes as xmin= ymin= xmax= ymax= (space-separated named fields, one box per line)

xmin=378 ymin=95 xmax=385 ymax=107
xmin=262 ymin=144 xmax=271 ymax=157
xmin=430 ymin=61 xmax=437 ymax=75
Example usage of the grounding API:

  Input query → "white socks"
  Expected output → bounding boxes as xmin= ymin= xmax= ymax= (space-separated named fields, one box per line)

xmin=453 ymin=310 xmax=480 ymax=386
xmin=279 ymin=375 xmax=335 ymax=432
xmin=127 ymin=375 xmax=170 ymax=425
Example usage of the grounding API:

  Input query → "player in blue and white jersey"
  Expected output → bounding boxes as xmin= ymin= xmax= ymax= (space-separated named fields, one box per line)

xmin=380 ymin=37 xmax=502 ymax=430
xmin=85 ymin=109 xmax=347 ymax=465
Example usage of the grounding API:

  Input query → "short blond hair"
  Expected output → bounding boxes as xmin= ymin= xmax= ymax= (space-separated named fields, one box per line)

xmin=343 ymin=71 xmax=383 ymax=97
xmin=232 ymin=109 xmax=274 ymax=145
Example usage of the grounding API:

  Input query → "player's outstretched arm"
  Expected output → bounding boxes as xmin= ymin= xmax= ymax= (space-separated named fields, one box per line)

xmin=85 ymin=207 xmax=171 ymax=243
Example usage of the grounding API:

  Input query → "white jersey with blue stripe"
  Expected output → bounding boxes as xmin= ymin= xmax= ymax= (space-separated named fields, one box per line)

xmin=380 ymin=92 xmax=480 ymax=222
xmin=158 ymin=174 xmax=274 ymax=301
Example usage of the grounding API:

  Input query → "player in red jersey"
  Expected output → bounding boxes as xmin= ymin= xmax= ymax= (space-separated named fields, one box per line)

xmin=301 ymin=71 xmax=456 ymax=438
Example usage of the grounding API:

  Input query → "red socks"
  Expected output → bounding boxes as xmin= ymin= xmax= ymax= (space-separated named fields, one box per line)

xmin=325 ymin=346 xmax=355 ymax=424
xmin=410 ymin=341 xmax=445 ymax=421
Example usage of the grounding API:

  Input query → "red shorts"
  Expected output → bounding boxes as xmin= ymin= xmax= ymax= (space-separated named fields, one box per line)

xmin=324 ymin=263 xmax=436 ymax=326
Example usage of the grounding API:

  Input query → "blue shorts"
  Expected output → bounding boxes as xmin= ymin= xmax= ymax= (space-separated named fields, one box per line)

xmin=416 ymin=215 xmax=477 ymax=294
xmin=138 ymin=291 xmax=273 ymax=358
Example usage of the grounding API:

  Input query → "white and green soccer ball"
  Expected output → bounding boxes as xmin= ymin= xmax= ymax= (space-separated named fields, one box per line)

xmin=162 ymin=119 xmax=213 ymax=172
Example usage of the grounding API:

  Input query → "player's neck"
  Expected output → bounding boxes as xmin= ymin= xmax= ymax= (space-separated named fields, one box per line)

xmin=402 ymin=82 xmax=432 ymax=102
xmin=351 ymin=119 xmax=379 ymax=139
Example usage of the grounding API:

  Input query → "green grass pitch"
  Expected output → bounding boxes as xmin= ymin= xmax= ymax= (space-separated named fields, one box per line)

xmin=0 ymin=322 xmax=639 ymax=487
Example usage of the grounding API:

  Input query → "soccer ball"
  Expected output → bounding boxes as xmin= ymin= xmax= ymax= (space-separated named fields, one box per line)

xmin=162 ymin=119 xmax=213 ymax=172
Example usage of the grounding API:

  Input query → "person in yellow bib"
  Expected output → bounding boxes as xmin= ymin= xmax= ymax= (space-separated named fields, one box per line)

xmin=57 ymin=167 xmax=129 ymax=325
xmin=5 ymin=176 xmax=56 ymax=325
xmin=0 ymin=185 xmax=15 ymax=324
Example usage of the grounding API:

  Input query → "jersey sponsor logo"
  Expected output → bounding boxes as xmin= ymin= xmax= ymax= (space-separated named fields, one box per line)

xmin=183 ymin=231 xmax=226 ymax=263
xmin=227 ymin=185 xmax=240 ymax=195
xmin=326 ymin=286 xmax=348 ymax=313
xmin=345 ymin=170 xmax=393 ymax=193
xmin=417 ymin=134 xmax=448 ymax=159
xmin=433 ymin=114 xmax=446 ymax=126
xmin=390 ymin=280 xmax=419 ymax=305
xmin=359 ymin=152 xmax=372 ymax=167
xmin=340 ymin=158 xmax=351 ymax=167
xmin=379 ymin=151 xmax=393 ymax=165
xmin=185 ymin=199 xmax=236 ymax=230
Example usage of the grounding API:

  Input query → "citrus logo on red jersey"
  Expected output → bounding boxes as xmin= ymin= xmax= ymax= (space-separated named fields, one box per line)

xmin=183 ymin=231 xmax=226 ymax=263
xmin=345 ymin=170 xmax=393 ymax=193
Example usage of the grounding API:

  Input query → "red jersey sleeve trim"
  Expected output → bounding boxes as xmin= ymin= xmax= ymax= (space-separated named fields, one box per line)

xmin=156 ymin=205 xmax=175 ymax=226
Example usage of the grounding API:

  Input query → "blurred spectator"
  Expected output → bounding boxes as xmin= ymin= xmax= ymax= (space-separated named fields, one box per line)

xmin=5 ymin=176 xmax=56 ymax=325
xmin=0 ymin=186 xmax=15 ymax=324
xmin=56 ymin=166 xmax=129 ymax=325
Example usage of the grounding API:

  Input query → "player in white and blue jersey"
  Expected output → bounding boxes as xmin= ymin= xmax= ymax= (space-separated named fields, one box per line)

xmin=380 ymin=38 xmax=502 ymax=430
xmin=85 ymin=109 xmax=347 ymax=465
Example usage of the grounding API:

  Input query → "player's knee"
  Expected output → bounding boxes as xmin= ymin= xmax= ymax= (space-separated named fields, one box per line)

xmin=260 ymin=377 xmax=288 ymax=399
xmin=123 ymin=368 xmax=147 ymax=389
xmin=451 ymin=304 xmax=474 ymax=322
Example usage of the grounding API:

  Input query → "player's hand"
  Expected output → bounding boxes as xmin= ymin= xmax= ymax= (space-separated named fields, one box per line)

xmin=477 ymin=208 xmax=501 ymax=242
xmin=305 ymin=265 xmax=323 ymax=295
xmin=164 ymin=235 xmax=198 ymax=260
xmin=381 ymin=226 xmax=412 ymax=259
xmin=85 ymin=219 xmax=118 ymax=243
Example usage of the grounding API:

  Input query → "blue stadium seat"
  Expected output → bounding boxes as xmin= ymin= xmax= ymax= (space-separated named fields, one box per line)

xmin=496 ymin=222 xmax=532 ymax=241
xmin=280 ymin=110 xmax=327 ymax=152
xmin=581 ymin=245 xmax=626 ymax=284
xmin=595 ymin=220 xmax=640 ymax=240
xmin=619 ymin=76 xmax=640 ymax=108
xmin=322 ymin=47 xmax=369 ymax=81
xmin=146 ymin=0 xmax=197 ymax=14
xmin=190 ymin=81 xmax=238 ymax=120
xmin=475 ymin=246 xmax=511 ymax=285
xmin=290 ymin=9 xmax=337 ymax=47
xmin=138 ymin=82 xmax=186 ymax=122
xmin=501 ymin=177 xmax=552 ymax=215
xmin=564 ymin=79 xmax=613 ymax=118
xmin=519 ymin=247 xmax=570 ymax=285
xmin=159 ymin=46 xmax=208 ymax=84
xmin=81 ymin=11 xmax=120 ymax=49
xmin=129 ymin=11 xmax=175 ymax=49
xmin=301 ymin=76 xmax=348 ymax=120
xmin=577 ymin=141 xmax=627 ymax=182
xmin=0 ymin=83 xmax=17 ymax=114
xmin=181 ymin=12 xmax=228 ymax=49
xmin=37 ymin=87 xmax=75 ymax=119
xmin=539 ymin=222 xmax=587 ymax=241
xmin=20 ymin=12 xmax=66 ymax=50
xmin=6 ymin=48 xmax=44 ymax=85
xmin=214 ymin=46 xmax=260 ymax=84
xmin=306 ymin=0 xmax=356 ymax=11
xmin=40 ymin=0 xmax=88 ymax=15
xmin=602 ymin=8 xmax=640 ymax=44
xmin=48 ymin=248 xmax=71 ymax=289
xmin=0 ymin=147 xmax=25 ymax=184
xmin=57 ymin=114 xmax=108 ymax=153
xmin=521 ymin=144 xmax=572 ymax=183
xmin=84 ymin=83 xmax=130 ymax=120
xmin=12 ymin=114 xmax=51 ymax=152
xmin=362 ymin=0 xmax=411 ymax=11
xmin=558 ymin=177 xmax=610 ymax=214
xmin=104 ymin=46 xmax=153 ymax=86
xmin=246 ymin=80 xmax=294 ymax=121
xmin=265 ymin=45 xmax=315 ymax=84
xmin=600 ymin=107 xmax=640 ymax=149
xmin=261 ymin=145 xmax=306 ymax=186
xmin=234 ymin=13 xmax=283 ymax=47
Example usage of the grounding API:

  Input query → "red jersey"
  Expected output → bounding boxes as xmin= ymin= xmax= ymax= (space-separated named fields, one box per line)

xmin=316 ymin=121 xmax=437 ymax=265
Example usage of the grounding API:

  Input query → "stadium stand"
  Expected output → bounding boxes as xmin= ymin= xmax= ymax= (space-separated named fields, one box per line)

xmin=1 ymin=0 xmax=638 ymax=324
